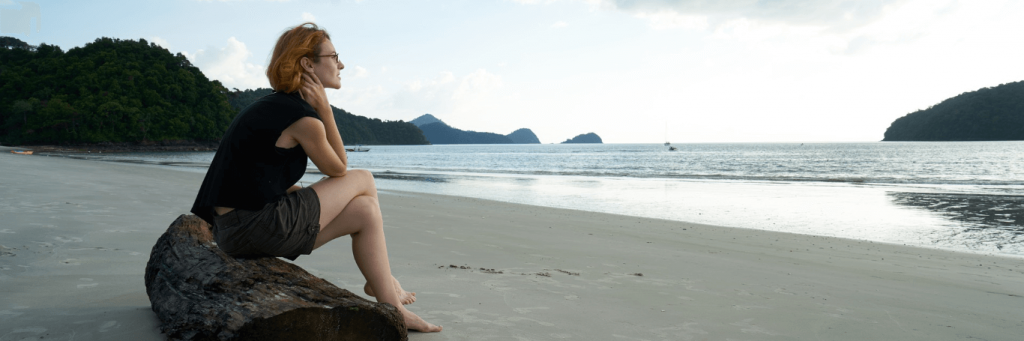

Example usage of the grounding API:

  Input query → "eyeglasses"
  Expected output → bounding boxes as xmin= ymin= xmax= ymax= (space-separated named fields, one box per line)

xmin=318 ymin=53 xmax=340 ymax=64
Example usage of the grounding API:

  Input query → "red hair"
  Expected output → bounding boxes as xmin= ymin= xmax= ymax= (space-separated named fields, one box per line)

xmin=266 ymin=22 xmax=331 ymax=93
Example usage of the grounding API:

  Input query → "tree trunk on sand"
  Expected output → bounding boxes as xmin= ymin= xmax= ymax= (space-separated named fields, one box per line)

xmin=144 ymin=214 xmax=407 ymax=341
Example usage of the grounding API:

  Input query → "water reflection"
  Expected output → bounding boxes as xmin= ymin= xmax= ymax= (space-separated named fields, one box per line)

xmin=373 ymin=171 xmax=448 ymax=183
xmin=888 ymin=192 xmax=1024 ymax=252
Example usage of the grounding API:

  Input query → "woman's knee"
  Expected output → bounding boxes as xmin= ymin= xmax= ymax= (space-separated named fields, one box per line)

xmin=348 ymin=195 xmax=382 ymax=228
xmin=348 ymin=169 xmax=377 ymax=194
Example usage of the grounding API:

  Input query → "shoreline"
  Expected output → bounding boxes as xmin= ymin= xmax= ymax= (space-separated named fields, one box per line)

xmin=2 ymin=150 xmax=1023 ymax=340
xmin=5 ymin=141 xmax=220 ymax=154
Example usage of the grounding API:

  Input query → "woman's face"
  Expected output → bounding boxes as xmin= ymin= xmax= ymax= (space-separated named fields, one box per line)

xmin=308 ymin=38 xmax=344 ymax=89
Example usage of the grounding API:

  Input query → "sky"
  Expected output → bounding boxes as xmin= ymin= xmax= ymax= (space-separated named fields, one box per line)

xmin=3 ymin=0 xmax=1023 ymax=143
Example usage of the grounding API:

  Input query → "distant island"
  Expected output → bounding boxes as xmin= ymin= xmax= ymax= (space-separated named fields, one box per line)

xmin=0 ymin=36 xmax=427 ymax=147
xmin=229 ymin=88 xmax=427 ymax=145
xmin=883 ymin=80 xmax=1024 ymax=141
xmin=506 ymin=128 xmax=541 ymax=144
xmin=561 ymin=133 xmax=602 ymax=144
xmin=409 ymin=114 xmax=540 ymax=144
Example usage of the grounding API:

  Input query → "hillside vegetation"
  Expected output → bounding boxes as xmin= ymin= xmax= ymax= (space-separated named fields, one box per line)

xmin=0 ymin=36 xmax=427 ymax=146
xmin=0 ymin=37 xmax=235 ymax=145
xmin=883 ymin=81 xmax=1024 ymax=141
xmin=561 ymin=132 xmax=602 ymax=144
xmin=408 ymin=114 xmax=540 ymax=144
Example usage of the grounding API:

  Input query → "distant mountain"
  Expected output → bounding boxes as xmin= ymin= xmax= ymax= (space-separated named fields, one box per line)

xmin=506 ymin=128 xmax=541 ymax=144
xmin=417 ymin=122 xmax=513 ymax=144
xmin=229 ymin=88 xmax=427 ymax=145
xmin=409 ymin=113 xmax=443 ymax=127
xmin=883 ymin=81 xmax=1024 ymax=141
xmin=561 ymin=133 xmax=602 ymax=144
xmin=409 ymin=114 xmax=540 ymax=144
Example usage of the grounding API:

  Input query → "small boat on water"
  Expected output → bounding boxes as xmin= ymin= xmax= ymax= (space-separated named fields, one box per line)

xmin=668 ymin=146 xmax=677 ymax=151
xmin=345 ymin=145 xmax=370 ymax=152
xmin=10 ymin=150 xmax=33 ymax=155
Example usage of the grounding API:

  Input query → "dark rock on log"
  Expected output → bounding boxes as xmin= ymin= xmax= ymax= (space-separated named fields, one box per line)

xmin=144 ymin=214 xmax=407 ymax=340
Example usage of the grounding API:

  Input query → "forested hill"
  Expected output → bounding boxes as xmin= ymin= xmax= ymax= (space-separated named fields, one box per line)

xmin=883 ymin=81 xmax=1024 ymax=141
xmin=561 ymin=133 xmax=602 ymax=144
xmin=0 ymin=36 xmax=235 ymax=145
xmin=0 ymin=35 xmax=427 ymax=146
xmin=408 ymin=114 xmax=540 ymax=144
xmin=417 ymin=122 xmax=514 ymax=144
xmin=228 ymin=88 xmax=428 ymax=145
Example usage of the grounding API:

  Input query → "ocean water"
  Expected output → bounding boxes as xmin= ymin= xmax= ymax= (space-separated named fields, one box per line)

xmin=64 ymin=142 xmax=1024 ymax=257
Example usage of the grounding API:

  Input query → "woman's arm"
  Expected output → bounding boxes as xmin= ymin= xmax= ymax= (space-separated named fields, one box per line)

xmin=284 ymin=116 xmax=347 ymax=177
xmin=301 ymin=73 xmax=348 ymax=166
xmin=287 ymin=72 xmax=349 ymax=177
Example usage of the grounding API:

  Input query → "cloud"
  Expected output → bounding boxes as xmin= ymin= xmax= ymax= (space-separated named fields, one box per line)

xmin=185 ymin=37 xmax=269 ymax=90
xmin=351 ymin=66 xmax=369 ymax=79
xmin=516 ymin=0 xmax=906 ymax=31
xmin=301 ymin=12 xmax=315 ymax=22
xmin=380 ymin=69 xmax=514 ymax=124
xmin=551 ymin=21 xmax=568 ymax=28
xmin=149 ymin=36 xmax=170 ymax=49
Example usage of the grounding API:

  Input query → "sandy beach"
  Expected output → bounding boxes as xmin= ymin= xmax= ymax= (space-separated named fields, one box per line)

xmin=1 ymin=148 xmax=1022 ymax=340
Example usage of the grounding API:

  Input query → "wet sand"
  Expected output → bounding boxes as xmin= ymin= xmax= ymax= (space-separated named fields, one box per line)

xmin=1 ymin=148 xmax=1022 ymax=340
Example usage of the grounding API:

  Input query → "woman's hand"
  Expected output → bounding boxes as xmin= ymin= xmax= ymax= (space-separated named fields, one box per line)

xmin=298 ymin=72 xmax=331 ymax=114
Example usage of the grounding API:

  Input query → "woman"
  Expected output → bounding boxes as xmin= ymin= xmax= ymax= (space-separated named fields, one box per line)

xmin=191 ymin=22 xmax=441 ymax=333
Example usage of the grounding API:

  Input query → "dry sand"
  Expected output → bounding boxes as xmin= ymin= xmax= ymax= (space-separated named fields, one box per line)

xmin=1 ymin=148 xmax=1022 ymax=340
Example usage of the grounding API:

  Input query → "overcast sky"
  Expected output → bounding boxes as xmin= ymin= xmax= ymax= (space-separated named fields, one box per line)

xmin=4 ymin=0 xmax=1024 ymax=143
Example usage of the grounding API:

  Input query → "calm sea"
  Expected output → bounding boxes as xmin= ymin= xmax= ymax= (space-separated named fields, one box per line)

xmin=65 ymin=142 xmax=1024 ymax=257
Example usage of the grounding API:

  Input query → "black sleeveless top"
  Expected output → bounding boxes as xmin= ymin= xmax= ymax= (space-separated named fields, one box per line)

xmin=191 ymin=91 xmax=321 ymax=225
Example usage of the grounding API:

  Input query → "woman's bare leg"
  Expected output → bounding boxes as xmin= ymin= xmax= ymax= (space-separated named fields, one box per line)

xmin=365 ymin=276 xmax=416 ymax=305
xmin=310 ymin=170 xmax=441 ymax=332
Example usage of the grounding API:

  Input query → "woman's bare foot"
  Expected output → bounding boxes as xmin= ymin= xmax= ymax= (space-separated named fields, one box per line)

xmin=401 ymin=307 xmax=442 ymax=332
xmin=365 ymin=276 xmax=416 ymax=305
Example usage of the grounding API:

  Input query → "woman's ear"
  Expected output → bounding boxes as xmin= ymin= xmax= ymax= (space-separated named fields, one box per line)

xmin=300 ymin=57 xmax=314 ymax=73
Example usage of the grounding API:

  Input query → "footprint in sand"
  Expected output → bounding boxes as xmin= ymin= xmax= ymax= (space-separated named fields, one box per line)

xmin=506 ymin=316 xmax=555 ymax=327
xmin=98 ymin=320 xmax=119 ymax=332
xmin=11 ymin=327 xmax=47 ymax=335
xmin=54 ymin=236 xmax=83 ymax=243
xmin=513 ymin=307 xmax=549 ymax=314
xmin=77 ymin=278 xmax=97 ymax=288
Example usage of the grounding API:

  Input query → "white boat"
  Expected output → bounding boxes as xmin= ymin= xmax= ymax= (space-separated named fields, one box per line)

xmin=346 ymin=145 xmax=370 ymax=152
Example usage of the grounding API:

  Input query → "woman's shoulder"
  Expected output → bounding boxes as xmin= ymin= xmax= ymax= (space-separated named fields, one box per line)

xmin=253 ymin=91 xmax=319 ymax=117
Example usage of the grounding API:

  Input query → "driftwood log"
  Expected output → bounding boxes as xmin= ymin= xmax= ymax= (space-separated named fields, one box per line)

xmin=144 ymin=214 xmax=407 ymax=340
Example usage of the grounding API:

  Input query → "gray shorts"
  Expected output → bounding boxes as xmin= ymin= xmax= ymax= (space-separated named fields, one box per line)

xmin=212 ymin=187 xmax=321 ymax=261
